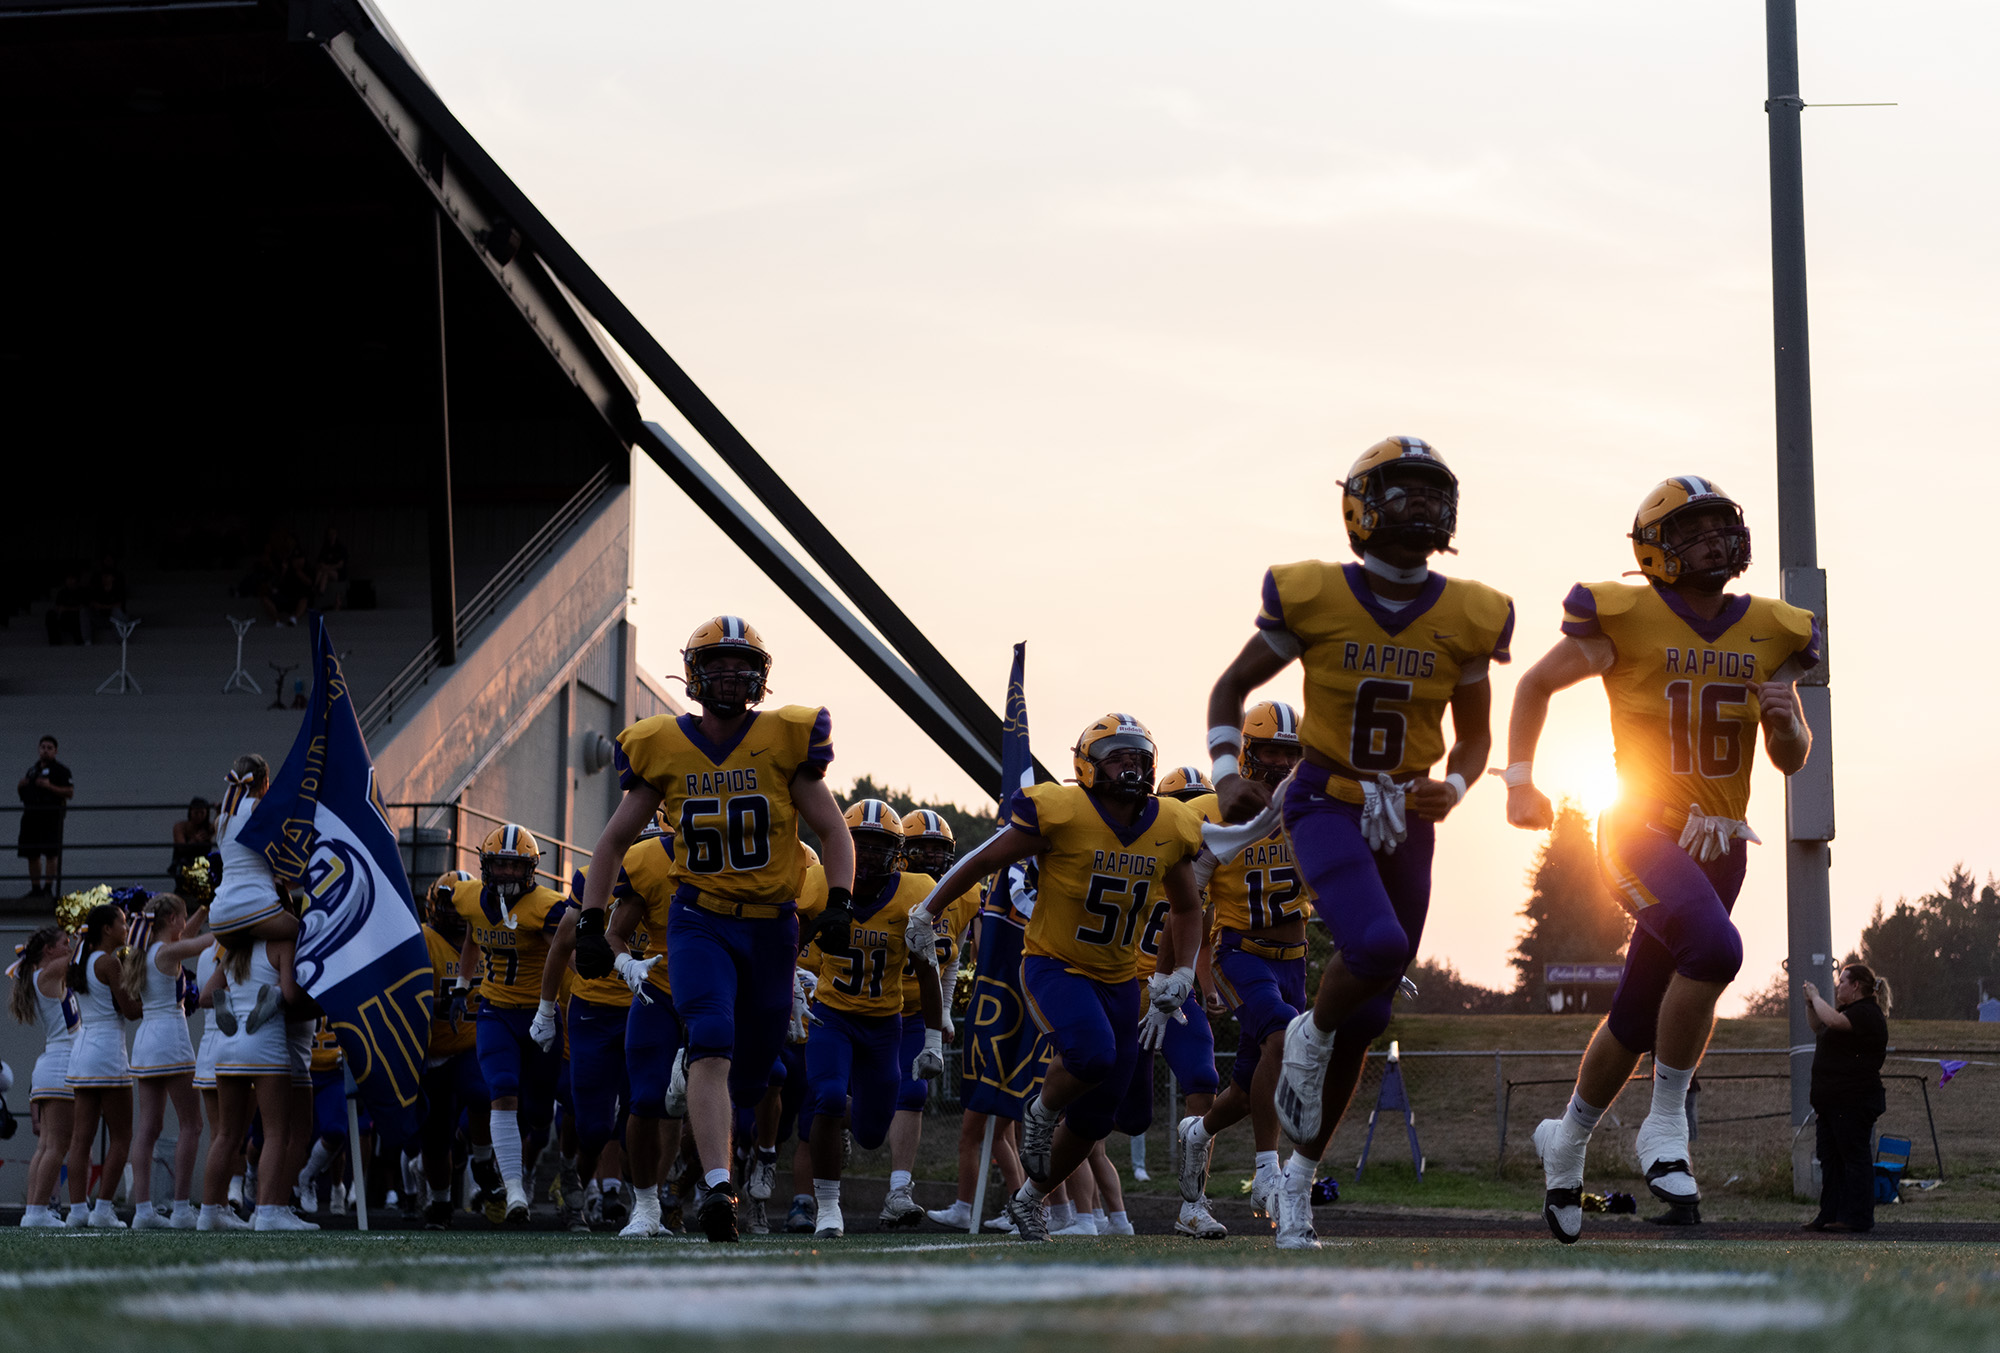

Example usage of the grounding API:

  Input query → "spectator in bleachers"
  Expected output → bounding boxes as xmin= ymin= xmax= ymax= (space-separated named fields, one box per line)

xmin=171 ymin=797 xmax=220 ymax=898
xmin=312 ymin=528 xmax=349 ymax=609
xmin=44 ymin=572 xmax=84 ymax=646
xmin=264 ymin=551 xmax=313 ymax=627
xmin=16 ymin=736 xmax=73 ymax=899
xmin=82 ymin=556 xmax=129 ymax=646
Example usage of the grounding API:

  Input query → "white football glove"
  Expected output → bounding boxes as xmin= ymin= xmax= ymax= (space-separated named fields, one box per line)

xmin=912 ymin=1027 xmax=946 ymax=1080
xmin=529 ymin=999 xmax=558 ymax=1052
xmin=904 ymin=909 xmax=939 ymax=965
xmin=1148 ymin=965 xmax=1196 ymax=1014
xmin=790 ymin=967 xmax=818 ymax=1042
xmin=938 ymin=959 xmax=960 ymax=1040
xmin=613 ymin=951 xmax=659 ymax=997
xmin=1359 ymin=773 xmax=1409 ymax=855
xmin=1137 ymin=1003 xmax=1185 ymax=1051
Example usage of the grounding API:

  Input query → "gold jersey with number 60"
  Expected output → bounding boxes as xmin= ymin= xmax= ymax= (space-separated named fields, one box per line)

xmin=1002 ymin=782 xmax=1205 ymax=985
xmin=1256 ymin=561 xmax=1514 ymax=805
xmin=613 ymin=706 xmax=834 ymax=913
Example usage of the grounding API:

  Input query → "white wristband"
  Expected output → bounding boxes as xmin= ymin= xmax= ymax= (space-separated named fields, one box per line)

xmin=1211 ymin=754 xmax=1240 ymax=781
xmin=1444 ymin=772 xmax=1467 ymax=804
xmin=1501 ymin=761 xmax=1533 ymax=789
xmin=1206 ymin=725 xmax=1241 ymax=754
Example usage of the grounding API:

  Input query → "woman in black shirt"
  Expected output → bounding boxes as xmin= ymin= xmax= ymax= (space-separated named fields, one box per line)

xmin=1803 ymin=963 xmax=1891 ymax=1233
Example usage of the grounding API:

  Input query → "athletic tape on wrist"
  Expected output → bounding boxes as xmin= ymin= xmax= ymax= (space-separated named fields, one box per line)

xmin=1444 ymin=772 xmax=1467 ymax=804
xmin=1211 ymin=754 xmax=1239 ymax=781
xmin=1206 ymin=725 xmax=1240 ymax=754
xmin=1501 ymin=761 xmax=1533 ymax=789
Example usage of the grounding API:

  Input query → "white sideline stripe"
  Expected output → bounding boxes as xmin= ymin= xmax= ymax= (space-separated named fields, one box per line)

xmin=120 ymin=1262 xmax=1824 ymax=1337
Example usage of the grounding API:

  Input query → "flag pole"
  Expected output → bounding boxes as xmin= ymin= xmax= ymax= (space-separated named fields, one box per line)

xmin=968 ymin=1115 xmax=998 ymax=1235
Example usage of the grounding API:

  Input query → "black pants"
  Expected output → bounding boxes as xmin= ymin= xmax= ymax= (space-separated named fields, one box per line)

xmin=1815 ymin=1105 xmax=1880 ymax=1229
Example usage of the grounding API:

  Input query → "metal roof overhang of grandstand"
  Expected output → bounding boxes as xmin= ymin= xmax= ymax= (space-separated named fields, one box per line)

xmin=2 ymin=0 xmax=1047 ymax=794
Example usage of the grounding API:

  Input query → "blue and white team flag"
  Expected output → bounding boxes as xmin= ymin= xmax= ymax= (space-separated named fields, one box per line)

xmin=963 ymin=642 xmax=1051 ymax=1120
xmin=238 ymin=615 xmax=432 ymax=1139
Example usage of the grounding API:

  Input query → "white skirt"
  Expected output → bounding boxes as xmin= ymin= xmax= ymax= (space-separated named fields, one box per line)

xmin=213 ymin=985 xmax=288 ymax=1078
xmin=210 ymin=879 xmax=287 ymax=936
xmin=130 ymin=1012 xmax=197 ymax=1078
xmin=65 ymin=1023 xmax=132 ymax=1089
xmin=193 ymin=1025 xmax=223 ymax=1090
xmin=31 ymin=1046 xmax=73 ymax=1101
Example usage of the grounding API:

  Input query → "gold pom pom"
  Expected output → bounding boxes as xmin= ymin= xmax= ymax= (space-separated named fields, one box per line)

xmin=55 ymin=884 xmax=112 ymax=933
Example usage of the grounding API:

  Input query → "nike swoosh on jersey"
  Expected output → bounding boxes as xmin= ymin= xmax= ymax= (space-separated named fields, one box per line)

xmin=1151 ymin=840 xmax=1170 ymax=847
xmin=1749 ymin=635 xmax=1772 ymax=642
xmin=749 ymin=749 xmax=767 ymax=757
xmin=1432 ymin=631 xmax=1457 ymax=641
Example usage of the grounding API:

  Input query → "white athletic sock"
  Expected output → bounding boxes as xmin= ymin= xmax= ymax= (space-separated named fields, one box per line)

xmin=704 ymin=1167 xmax=731 ymax=1190
xmin=1563 ymin=1092 xmax=1606 ymax=1136
xmin=91 ymin=1198 xmax=117 ymax=1219
xmin=471 ymin=1144 xmax=494 ymax=1163
xmin=814 ymin=1178 xmax=841 ymax=1208
xmin=22 ymin=1205 xmax=49 ymax=1222
xmin=299 ymin=1138 xmax=334 ymax=1190
xmin=1185 ymin=1117 xmax=1213 ymax=1151
xmin=1016 ymin=1179 xmax=1047 ymax=1205
xmin=1284 ymin=1150 xmax=1318 ymax=1190
xmin=1049 ymin=1200 xmax=1075 ymax=1229
xmin=1255 ymin=1150 xmax=1280 ymax=1173
xmin=1650 ymin=1061 xmax=1694 ymax=1131
xmin=1106 ymin=1210 xmax=1128 ymax=1228
xmin=1091 ymin=1207 xmax=1107 ymax=1224
xmin=889 ymin=1170 xmax=912 ymax=1192
xmin=200 ymin=1204 xmax=224 ymax=1223
xmin=490 ymin=1109 xmax=522 ymax=1184
xmin=1305 ymin=1011 xmax=1338 ymax=1042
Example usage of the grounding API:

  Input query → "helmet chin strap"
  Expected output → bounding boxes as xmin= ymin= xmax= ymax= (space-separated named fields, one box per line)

xmin=1362 ymin=552 xmax=1429 ymax=586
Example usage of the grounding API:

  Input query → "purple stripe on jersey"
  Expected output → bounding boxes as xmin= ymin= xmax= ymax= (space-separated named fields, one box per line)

xmin=807 ymin=706 xmax=835 ymax=767
xmin=1002 ymin=787 xmax=1039 ymax=835
xmin=1256 ymin=569 xmax=1287 ymax=631
xmin=1560 ymin=582 xmax=1603 ymax=639
xmin=541 ymin=897 xmax=574 ymax=934
xmin=570 ymin=869 xmax=586 ymax=902
xmin=1341 ymin=563 xmax=1447 ymax=636
xmin=1651 ymin=580 xmax=1751 ymax=645
xmin=1798 ymin=617 xmax=1823 ymax=671
xmin=1085 ymin=791 xmax=1159 ymax=848
xmin=1493 ymin=598 xmax=1516 ymax=663
xmin=614 ymin=741 xmax=655 ymax=795
xmin=678 ymin=711 xmax=760 ymax=765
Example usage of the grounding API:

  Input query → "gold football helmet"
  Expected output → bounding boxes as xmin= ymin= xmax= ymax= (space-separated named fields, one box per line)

xmin=1241 ymin=700 xmax=1304 ymax=786
xmin=1630 ymin=476 xmax=1751 ymax=588
xmin=843 ymin=798 xmax=905 ymax=885
xmin=681 ymin=615 xmax=772 ymax=716
xmin=428 ymin=869 xmax=474 ymax=932
xmin=1072 ymin=713 xmax=1156 ymax=797
xmin=478 ymin=825 xmax=541 ymax=899
xmin=900 ymin=809 xmax=956 ymax=876
xmin=1155 ymin=766 xmax=1213 ymax=801
xmin=1343 ymin=436 xmax=1458 ymax=557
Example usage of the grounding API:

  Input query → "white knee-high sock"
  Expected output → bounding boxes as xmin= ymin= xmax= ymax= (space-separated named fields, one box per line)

xmin=1648 ymin=1062 xmax=1694 ymax=1131
xmin=491 ymin=1109 xmax=523 ymax=1183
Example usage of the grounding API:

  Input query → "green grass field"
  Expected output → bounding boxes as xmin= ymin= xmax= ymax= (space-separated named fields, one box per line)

xmin=5 ymin=1227 xmax=1997 ymax=1353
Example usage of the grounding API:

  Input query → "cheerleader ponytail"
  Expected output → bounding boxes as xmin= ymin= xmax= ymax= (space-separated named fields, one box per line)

xmin=220 ymin=753 xmax=270 ymax=824
xmin=8 ymin=927 xmax=63 ymax=1025
xmin=67 ymin=903 xmax=121 ymax=995
xmin=120 ymin=894 xmax=186 ymax=1005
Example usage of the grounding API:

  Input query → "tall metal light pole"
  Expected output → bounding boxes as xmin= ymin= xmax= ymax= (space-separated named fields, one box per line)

xmin=1764 ymin=0 xmax=1837 ymax=1196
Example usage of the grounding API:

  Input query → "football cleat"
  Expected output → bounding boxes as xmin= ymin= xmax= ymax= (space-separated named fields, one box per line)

xmin=424 ymin=1195 xmax=453 ymax=1230
xmin=747 ymin=1198 xmax=770 ymax=1235
xmin=557 ymin=1161 xmax=586 ymax=1215
xmin=620 ymin=1191 xmax=665 ymax=1238
xmin=786 ymin=1195 xmax=817 ymax=1234
xmin=1629 ymin=476 xmax=1751 ymax=590
xmin=682 ymin=616 xmax=772 ymax=718
xmin=746 ymin=1150 xmax=778 ymax=1202
xmin=600 ymin=1183 xmax=629 ymax=1228
xmin=1635 ymin=1114 xmax=1700 ymax=1207
xmin=1175 ymin=1199 xmax=1228 ymax=1240
xmin=328 ymin=1182 xmax=347 ymax=1216
xmin=1004 ymin=1191 xmax=1051 ymax=1243
xmin=879 ymin=1184 xmax=925 ymax=1229
xmin=1020 ymin=1096 xmax=1059 ymax=1184
xmin=1533 ymin=1117 xmax=1587 ymax=1245
xmin=477 ymin=824 xmax=542 ymax=903
xmin=698 ymin=1180 xmax=740 ymax=1243
xmin=1273 ymin=1180 xmax=1320 ymax=1251
xmin=1274 ymin=1012 xmax=1332 ymax=1144
xmin=814 ymin=1200 xmax=845 ymax=1240
xmin=1174 ymin=1115 xmax=1209 ymax=1203
xmin=1071 ymin=713 xmax=1157 ymax=798
xmin=503 ymin=1178 xmax=531 ymax=1227
xmin=1342 ymin=436 xmax=1458 ymax=557
xmin=1250 ymin=1164 xmax=1281 ymax=1223
xmin=924 ymin=1199 xmax=972 ymax=1229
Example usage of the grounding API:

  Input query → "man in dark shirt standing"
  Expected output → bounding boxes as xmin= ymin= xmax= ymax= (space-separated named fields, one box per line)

xmin=1804 ymin=963 xmax=1891 ymax=1233
xmin=15 ymin=735 xmax=73 ymax=898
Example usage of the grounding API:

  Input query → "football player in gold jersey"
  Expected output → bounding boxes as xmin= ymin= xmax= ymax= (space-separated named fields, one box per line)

xmin=1176 ymin=702 xmax=1306 ymax=1235
xmin=794 ymin=801 xmax=945 ymax=1238
xmin=417 ymin=871 xmax=497 ymax=1228
xmin=905 ymin=714 xmax=1206 ymax=1242
xmin=448 ymin=826 xmax=572 ymax=1225
xmin=1504 ymin=477 xmax=1816 ymax=1243
xmin=571 ymin=616 xmax=856 ymax=1243
xmin=1205 ymin=437 xmax=1513 ymax=1249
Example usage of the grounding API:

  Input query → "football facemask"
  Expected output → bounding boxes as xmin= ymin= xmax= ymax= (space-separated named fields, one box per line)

xmin=1343 ymin=437 xmax=1459 ymax=557
xmin=1630 ymin=476 xmax=1752 ymax=589
xmin=842 ymin=799 xmax=906 ymax=888
xmin=682 ymin=616 xmax=772 ymax=717
xmin=1072 ymin=713 xmax=1158 ymax=797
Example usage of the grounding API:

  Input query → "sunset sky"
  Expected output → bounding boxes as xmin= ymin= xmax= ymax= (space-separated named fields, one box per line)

xmin=384 ymin=0 xmax=1999 ymax=1007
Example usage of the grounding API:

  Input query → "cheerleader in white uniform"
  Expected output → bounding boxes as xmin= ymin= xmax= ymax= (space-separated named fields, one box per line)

xmin=210 ymin=755 xmax=298 ymax=1029
xmin=192 ymin=944 xmax=250 ymax=1228
xmin=63 ymin=903 xmax=141 ymax=1228
xmin=122 ymin=894 xmax=213 ymax=1229
xmin=202 ymin=937 xmax=315 ymax=1231
xmin=8 ymin=925 xmax=77 ymax=1227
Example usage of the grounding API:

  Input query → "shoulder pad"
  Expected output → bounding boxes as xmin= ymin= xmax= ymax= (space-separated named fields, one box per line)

xmin=1183 ymin=791 xmax=1222 ymax=826
xmin=1764 ymin=598 xmax=1816 ymax=643
xmin=1582 ymin=581 xmax=1647 ymax=618
xmin=773 ymin=704 xmax=826 ymax=727
xmin=1267 ymin=560 xmax=1327 ymax=608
